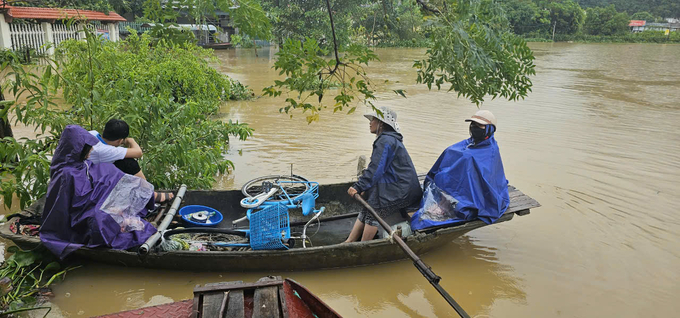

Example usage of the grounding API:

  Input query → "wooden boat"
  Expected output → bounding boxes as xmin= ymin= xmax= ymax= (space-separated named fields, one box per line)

xmin=0 ymin=181 xmax=540 ymax=271
xmin=95 ymin=276 xmax=341 ymax=318
xmin=200 ymin=42 xmax=233 ymax=50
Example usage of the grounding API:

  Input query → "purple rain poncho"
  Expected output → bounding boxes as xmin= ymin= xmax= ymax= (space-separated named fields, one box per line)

xmin=40 ymin=125 xmax=157 ymax=259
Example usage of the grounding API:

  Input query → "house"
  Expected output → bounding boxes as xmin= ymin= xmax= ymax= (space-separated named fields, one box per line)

xmin=0 ymin=2 xmax=125 ymax=55
xmin=628 ymin=20 xmax=679 ymax=33
xmin=629 ymin=20 xmax=646 ymax=32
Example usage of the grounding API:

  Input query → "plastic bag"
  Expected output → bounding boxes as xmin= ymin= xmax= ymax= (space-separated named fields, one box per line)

xmin=418 ymin=182 xmax=459 ymax=222
xmin=100 ymin=174 xmax=154 ymax=232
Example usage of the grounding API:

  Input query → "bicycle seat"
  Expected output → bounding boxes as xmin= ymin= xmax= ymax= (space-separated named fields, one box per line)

xmin=299 ymin=193 xmax=315 ymax=216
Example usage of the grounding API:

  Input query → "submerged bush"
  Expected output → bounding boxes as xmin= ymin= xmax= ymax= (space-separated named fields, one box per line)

xmin=528 ymin=30 xmax=680 ymax=43
xmin=0 ymin=246 xmax=77 ymax=316
xmin=1 ymin=26 xmax=253 ymax=208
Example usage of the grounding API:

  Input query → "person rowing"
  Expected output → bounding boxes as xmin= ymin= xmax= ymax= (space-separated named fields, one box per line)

xmin=345 ymin=106 xmax=422 ymax=242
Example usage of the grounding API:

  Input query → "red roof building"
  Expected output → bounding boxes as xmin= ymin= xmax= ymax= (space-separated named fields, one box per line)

xmin=1 ymin=4 xmax=125 ymax=23
xmin=628 ymin=20 xmax=646 ymax=27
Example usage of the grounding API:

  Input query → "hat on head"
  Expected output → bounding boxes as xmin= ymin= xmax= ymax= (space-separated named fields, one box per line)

xmin=465 ymin=110 xmax=497 ymax=128
xmin=364 ymin=106 xmax=400 ymax=133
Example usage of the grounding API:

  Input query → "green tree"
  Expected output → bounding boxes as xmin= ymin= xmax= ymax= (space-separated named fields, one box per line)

xmin=502 ymin=0 xmax=551 ymax=35
xmin=546 ymin=0 xmax=585 ymax=35
xmin=350 ymin=0 xmax=426 ymax=46
xmin=575 ymin=0 xmax=679 ymax=18
xmin=584 ymin=5 xmax=630 ymax=35
xmin=141 ymin=0 xmax=271 ymax=42
xmin=1 ymin=26 xmax=252 ymax=209
xmin=413 ymin=0 xmax=536 ymax=104
xmin=631 ymin=11 xmax=657 ymax=22
xmin=261 ymin=0 xmax=362 ymax=49
xmin=266 ymin=0 xmax=536 ymax=119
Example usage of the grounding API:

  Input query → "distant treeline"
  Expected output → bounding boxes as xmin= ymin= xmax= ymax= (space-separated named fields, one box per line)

xmin=12 ymin=0 xmax=679 ymax=45
xmin=501 ymin=0 xmax=678 ymax=41
xmin=575 ymin=0 xmax=679 ymax=19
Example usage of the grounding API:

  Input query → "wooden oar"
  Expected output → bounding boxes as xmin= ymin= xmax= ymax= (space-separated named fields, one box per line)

xmin=353 ymin=194 xmax=471 ymax=318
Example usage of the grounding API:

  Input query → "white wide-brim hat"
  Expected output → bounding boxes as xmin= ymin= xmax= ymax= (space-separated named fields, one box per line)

xmin=364 ymin=106 xmax=400 ymax=133
xmin=465 ymin=110 xmax=497 ymax=127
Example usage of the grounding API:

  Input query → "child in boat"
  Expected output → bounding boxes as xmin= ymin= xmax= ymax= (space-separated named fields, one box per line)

xmin=89 ymin=119 xmax=173 ymax=202
xmin=40 ymin=125 xmax=161 ymax=259
xmin=411 ymin=110 xmax=510 ymax=230
xmin=345 ymin=106 xmax=422 ymax=242
xmin=88 ymin=119 xmax=144 ymax=177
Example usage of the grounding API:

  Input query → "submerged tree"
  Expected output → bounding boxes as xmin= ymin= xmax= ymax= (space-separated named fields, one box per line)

xmin=141 ymin=0 xmax=271 ymax=44
xmin=0 ymin=25 xmax=252 ymax=209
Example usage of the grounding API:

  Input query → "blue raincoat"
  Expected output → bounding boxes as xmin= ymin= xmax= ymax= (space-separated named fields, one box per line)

xmin=353 ymin=131 xmax=422 ymax=209
xmin=410 ymin=137 xmax=509 ymax=230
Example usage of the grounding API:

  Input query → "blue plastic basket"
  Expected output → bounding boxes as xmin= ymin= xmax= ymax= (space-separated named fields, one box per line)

xmin=249 ymin=203 xmax=291 ymax=250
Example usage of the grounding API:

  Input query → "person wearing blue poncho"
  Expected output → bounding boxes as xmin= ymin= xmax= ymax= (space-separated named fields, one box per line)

xmin=410 ymin=110 xmax=510 ymax=231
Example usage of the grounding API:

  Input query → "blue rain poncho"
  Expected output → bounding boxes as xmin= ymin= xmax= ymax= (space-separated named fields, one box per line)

xmin=410 ymin=137 xmax=509 ymax=230
xmin=353 ymin=131 xmax=422 ymax=209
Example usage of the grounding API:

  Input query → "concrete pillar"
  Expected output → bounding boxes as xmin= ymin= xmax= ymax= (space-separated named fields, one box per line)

xmin=77 ymin=23 xmax=85 ymax=40
xmin=107 ymin=23 xmax=119 ymax=42
xmin=0 ymin=14 xmax=12 ymax=50
xmin=41 ymin=22 xmax=54 ymax=55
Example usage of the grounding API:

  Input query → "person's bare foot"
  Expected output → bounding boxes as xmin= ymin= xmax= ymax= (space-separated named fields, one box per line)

xmin=154 ymin=192 xmax=175 ymax=204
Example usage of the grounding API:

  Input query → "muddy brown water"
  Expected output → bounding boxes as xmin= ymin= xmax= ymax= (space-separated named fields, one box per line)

xmin=1 ymin=43 xmax=679 ymax=317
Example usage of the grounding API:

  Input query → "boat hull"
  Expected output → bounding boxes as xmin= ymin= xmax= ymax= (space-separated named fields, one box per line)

xmin=0 ymin=181 xmax=537 ymax=271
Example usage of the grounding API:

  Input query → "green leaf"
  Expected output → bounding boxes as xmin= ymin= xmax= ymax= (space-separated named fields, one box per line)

xmin=392 ymin=89 xmax=407 ymax=98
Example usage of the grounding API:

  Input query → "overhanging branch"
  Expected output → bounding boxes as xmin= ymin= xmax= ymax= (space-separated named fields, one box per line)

xmin=416 ymin=0 xmax=442 ymax=15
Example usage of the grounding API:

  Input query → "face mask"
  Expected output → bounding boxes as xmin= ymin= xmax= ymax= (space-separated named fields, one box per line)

xmin=469 ymin=123 xmax=487 ymax=143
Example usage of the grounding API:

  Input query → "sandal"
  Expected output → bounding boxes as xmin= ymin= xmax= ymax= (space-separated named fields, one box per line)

xmin=154 ymin=192 xmax=175 ymax=204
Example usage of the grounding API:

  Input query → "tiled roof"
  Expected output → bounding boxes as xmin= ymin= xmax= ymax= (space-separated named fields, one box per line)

xmin=2 ymin=5 xmax=126 ymax=22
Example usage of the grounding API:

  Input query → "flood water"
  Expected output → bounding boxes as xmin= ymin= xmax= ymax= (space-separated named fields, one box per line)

xmin=2 ymin=43 xmax=680 ymax=317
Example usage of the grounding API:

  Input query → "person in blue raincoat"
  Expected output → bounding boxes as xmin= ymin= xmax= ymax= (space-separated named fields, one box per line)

xmin=410 ymin=110 xmax=510 ymax=231
xmin=345 ymin=106 xmax=422 ymax=242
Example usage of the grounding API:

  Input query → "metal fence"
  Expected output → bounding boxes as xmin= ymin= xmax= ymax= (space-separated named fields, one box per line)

xmin=118 ymin=22 xmax=152 ymax=35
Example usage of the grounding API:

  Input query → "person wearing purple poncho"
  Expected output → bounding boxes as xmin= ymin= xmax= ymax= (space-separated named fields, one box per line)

xmin=40 ymin=125 xmax=158 ymax=259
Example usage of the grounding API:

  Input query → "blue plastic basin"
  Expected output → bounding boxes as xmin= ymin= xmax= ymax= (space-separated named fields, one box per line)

xmin=178 ymin=205 xmax=223 ymax=227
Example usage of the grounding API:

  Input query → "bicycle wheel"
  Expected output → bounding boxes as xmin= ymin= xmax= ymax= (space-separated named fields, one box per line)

xmin=241 ymin=175 xmax=310 ymax=203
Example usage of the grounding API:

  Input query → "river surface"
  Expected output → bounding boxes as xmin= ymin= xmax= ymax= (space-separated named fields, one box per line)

xmin=2 ymin=43 xmax=680 ymax=317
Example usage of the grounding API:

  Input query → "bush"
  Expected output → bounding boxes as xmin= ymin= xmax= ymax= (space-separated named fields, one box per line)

xmin=375 ymin=38 xmax=432 ymax=48
xmin=551 ymin=31 xmax=680 ymax=43
xmin=525 ymin=30 xmax=680 ymax=43
xmin=0 ymin=246 xmax=78 ymax=315
xmin=0 ymin=47 xmax=47 ymax=65
xmin=230 ymin=34 xmax=256 ymax=48
xmin=1 ymin=25 xmax=253 ymax=209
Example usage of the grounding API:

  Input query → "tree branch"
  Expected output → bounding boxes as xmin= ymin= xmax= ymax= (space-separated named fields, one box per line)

xmin=416 ymin=0 xmax=442 ymax=15
xmin=325 ymin=0 xmax=341 ymax=75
